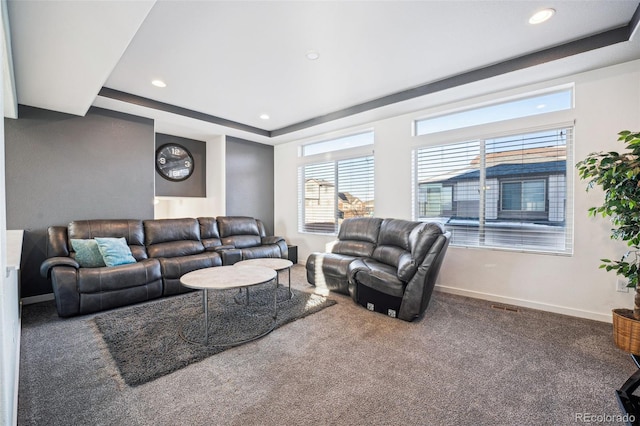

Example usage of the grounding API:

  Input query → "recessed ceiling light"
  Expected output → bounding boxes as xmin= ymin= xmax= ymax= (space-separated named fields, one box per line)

xmin=151 ymin=79 xmax=167 ymax=88
xmin=259 ymin=114 xmax=270 ymax=120
xmin=529 ymin=8 xmax=555 ymax=24
xmin=306 ymin=50 xmax=320 ymax=60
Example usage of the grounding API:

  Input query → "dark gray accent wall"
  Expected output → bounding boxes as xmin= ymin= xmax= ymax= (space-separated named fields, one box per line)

xmin=225 ymin=136 xmax=274 ymax=235
xmin=5 ymin=105 xmax=155 ymax=297
xmin=155 ymin=133 xmax=206 ymax=197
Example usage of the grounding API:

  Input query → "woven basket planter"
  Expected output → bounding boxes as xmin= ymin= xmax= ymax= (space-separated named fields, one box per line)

xmin=612 ymin=309 xmax=640 ymax=355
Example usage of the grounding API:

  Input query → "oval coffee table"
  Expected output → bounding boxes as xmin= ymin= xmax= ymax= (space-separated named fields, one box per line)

xmin=179 ymin=265 xmax=277 ymax=346
xmin=235 ymin=258 xmax=294 ymax=299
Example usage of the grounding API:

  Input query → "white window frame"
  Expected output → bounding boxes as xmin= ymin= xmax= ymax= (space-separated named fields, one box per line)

xmin=413 ymin=85 xmax=574 ymax=136
xmin=499 ymin=179 xmax=547 ymax=213
xmin=411 ymin=86 xmax=575 ymax=256
xmin=298 ymin=131 xmax=375 ymax=235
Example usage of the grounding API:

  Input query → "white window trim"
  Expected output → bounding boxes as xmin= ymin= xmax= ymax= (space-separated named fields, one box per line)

xmin=299 ymin=129 xmax=375 ymax=159
xmin=412 ymin=83 xmax=575 ymax=137
xmin=412 ymin=124 xmax=575 ymax=256
xmin=298 ymin=154 xmax=375 ymax=235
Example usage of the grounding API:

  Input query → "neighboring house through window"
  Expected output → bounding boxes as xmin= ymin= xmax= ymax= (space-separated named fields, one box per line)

xmin=413 ymin=88 xmax=573 ymax=254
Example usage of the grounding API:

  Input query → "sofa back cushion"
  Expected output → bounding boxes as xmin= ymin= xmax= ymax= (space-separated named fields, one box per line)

xmin=68 ymin=219 xmax=147 ymax=261
xmin=144 ymin=218 xmax=204 ymax=258
xmin=47 ymin=226 xmax=70 ymax=257
xmin=198 ymin=217 xmax=222 ymax=249
xmin=372 ymin=219 xmax=447 ymax=282
xmin=372 ymin=219 xmax=424 ymax=281
xmin=372 ymin=219 xmax=415 ymax=263
xmin=217 ymin=216 xmax=262 ymax=249
xmin=332 ymin=217 xmax=382 ymax=257
xmin=410 ymin=222 xmax=447 ymax=268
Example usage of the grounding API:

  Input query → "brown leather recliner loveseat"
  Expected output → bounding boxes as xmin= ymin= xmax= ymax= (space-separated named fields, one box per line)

xmin=40 ymin=216 xmax=288 ymax=317
xmin=306 ymin=217 xmax=450 ymax=321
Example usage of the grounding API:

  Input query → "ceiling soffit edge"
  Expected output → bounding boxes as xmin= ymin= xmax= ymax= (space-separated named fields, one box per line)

xmin=99 ymin=4 xmax=640 ymax=140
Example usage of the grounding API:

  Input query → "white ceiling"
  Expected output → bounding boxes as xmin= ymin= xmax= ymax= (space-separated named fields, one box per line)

xmin=5 ymin=0 xmax=640 ymax=145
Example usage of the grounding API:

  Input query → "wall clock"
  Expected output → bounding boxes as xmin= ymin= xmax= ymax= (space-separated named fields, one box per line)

xmin=155 ymin=143 xmax=194 ymax=181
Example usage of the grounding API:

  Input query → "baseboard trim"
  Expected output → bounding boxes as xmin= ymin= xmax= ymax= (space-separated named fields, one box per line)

xmin=435 ymin=284 xmax=612 ymax=323
xmin=22 ymin=293 xmax=54 ymax=305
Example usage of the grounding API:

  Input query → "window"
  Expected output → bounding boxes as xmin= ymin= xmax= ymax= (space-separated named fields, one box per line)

xmin=301 ymin=131 xmax=374 ymax=156
xmin=298 ymin=131 xmax=375 ymax=234
xmin=299 ymin=156 xmax=374 ymax=234
xmin=414 ymin=88 xmax=572 ymax=135
xmin=500 ymin=180 xmax=546 ymax=212
xmin=414 ymin=128 xmax=572 ymax=254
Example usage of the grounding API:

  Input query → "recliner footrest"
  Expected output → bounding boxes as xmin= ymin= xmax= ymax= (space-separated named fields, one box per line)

xmin=356 ymin=283 xmax=402 ymax=318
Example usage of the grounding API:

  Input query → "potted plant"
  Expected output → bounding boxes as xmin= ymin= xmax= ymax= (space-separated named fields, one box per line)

xmin=576 ymin=130 xmax=640 ymax=354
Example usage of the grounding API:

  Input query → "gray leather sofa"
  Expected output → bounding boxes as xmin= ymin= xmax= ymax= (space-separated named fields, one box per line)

xmin=40 ymin=216 xmax=288 ymax=317
xmin=306 ymin=217 xmax=450 ymax=321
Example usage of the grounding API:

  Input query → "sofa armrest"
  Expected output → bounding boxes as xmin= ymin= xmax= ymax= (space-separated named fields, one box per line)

xmin=398 ymin=232 xmax=450 ymax=321
xmin=397 ymin=252 xmax=417 ymax=282
xmin=261 ymin=236 xmax=289 ymax=259
xmin=207 ymin=245 xmax=243 ymax=265
xmin=40 ymin=256 xmax=79 ymax=278
xmin=261 ymin=236 xmax=284 ymax=245
xmin=216 ymin=246 xmax=242 ymax=265
xmin=347 ymin=258 xmax=368 ymax=301
xmin=50 ymin=266 xmax=81 ymax=317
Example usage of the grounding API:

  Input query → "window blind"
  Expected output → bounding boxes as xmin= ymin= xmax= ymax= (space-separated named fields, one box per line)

xmin=299 ymin=156 xmax=374 ymax=234
xmin=415 ymin=127 xmax=572 ymax=254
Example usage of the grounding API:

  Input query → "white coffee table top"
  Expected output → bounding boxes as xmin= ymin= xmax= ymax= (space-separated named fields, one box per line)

xmin=180 ymin=265 xmax=276 ymax=291
xmin=235 ymin=258 xmax=293 ymax=271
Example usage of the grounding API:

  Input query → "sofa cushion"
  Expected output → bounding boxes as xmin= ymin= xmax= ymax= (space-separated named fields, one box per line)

xmin=77 ymin=259 xmax=161 ymax=294
xmin=217 ymin=216 xmax=263 ymax=248
xmin=70 ymin=239 xmax=106 ymax=268
xmin=224 ymin=235 xmax=262 ymax=249
xmin=198 ymin=217 xmax=223 ymax=249
xmin=307 ymin=252 xmax=358 ymax=282
xmin=69 ymin=219 xmax=145 ymax=245
xmin=146 ymin=240 xmax=206 ymax=258
xmin=68 ymin=219 xmax=147 ymax=261
xmin=217 ymin=216 xmax=260 ymax=237
xmin=95 ymin=237 xmax=137 ymax=267
xmin=157 ymin=252 xmax=222 ymax=279
xmin=372 ymin=219 xmax=420 ymax=280
xmin=144 ymin=218 xmax=205 ymax=258
xmin=410 ymin=222 xmax=446 ymax=266
xmin=239 ymin=245 xmax=281 ymax=259
xmin=330 ymin=217 xmax=382 ymax=257
xmin=337 ymin=217 xmax=382 ymax=244
xmin=144 ymin=218 xmax=201 ymax=245
xmin=349 ymin=258 xmax=406 ymax=298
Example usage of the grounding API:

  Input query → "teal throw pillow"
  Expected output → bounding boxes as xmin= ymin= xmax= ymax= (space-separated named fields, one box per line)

xmin=70 ymin=239 xmax=106 ymax=268
xmin=95 ymin=237 xmax=137 ymax=267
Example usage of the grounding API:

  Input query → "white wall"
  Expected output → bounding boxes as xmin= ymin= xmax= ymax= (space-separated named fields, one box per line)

xmin=154 ymin=135 xmax=226 ymax=219
xmin=274 ymin=59 xmax=640 ymax=323
xmin=0 ymin=1 xmax=20 ymax=421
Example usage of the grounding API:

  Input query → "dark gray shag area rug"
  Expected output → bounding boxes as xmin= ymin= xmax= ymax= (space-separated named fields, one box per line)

xmin=92 ymin=285 xmax=336 ymax=387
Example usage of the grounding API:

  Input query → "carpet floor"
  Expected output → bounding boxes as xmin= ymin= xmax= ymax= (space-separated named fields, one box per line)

xmin=92 ymin=285 xmax=336 ymax=386
xmin=17 ymin=265 xmax=638 ymax=425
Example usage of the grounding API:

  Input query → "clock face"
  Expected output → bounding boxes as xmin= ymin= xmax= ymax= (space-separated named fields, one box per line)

xmin=155 ymin=143 xmax=194 ymax=181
